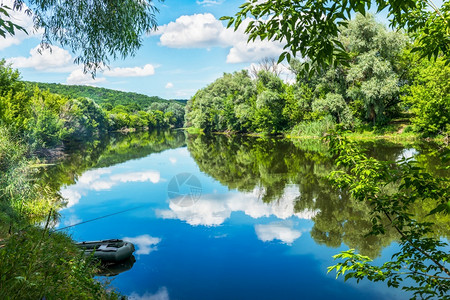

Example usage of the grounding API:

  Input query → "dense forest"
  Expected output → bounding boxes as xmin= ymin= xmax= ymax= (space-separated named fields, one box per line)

xmin=0 ymin=61 xmax=185 ymax=150
xmin=185 ymin=14 xmax=450 ymax=138
xmin=30 ymin=82 xmax=187 ymax=109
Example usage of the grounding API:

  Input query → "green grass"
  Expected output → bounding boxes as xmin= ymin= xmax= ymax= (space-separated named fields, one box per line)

xmin=0 ymin=127 xmax=122 ymax=299
xmin=0 ymin=227 xmax=120 ymax=299
xmin=183 ymin=127 xmax=204 ymax=134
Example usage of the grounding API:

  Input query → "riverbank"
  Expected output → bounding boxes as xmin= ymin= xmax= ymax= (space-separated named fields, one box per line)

xmin=185 ymin=126 xmax=449 ymax=145
xmin=0 ymin=128 xmax=121 ymax=299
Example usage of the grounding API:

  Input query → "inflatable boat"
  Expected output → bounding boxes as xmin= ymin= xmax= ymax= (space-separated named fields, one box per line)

xmin=76 ymin=239 xmax=135 ymax=262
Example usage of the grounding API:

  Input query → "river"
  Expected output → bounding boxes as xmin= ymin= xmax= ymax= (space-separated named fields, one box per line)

xmin=48 ymin=130 xmax=448 ymax=300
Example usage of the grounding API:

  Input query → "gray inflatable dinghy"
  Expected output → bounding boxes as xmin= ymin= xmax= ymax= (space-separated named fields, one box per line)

xmin=76 ymin=239 xmax=135 ymax=262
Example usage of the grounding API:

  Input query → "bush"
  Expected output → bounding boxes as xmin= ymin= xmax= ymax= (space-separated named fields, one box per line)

xmin=290 ymin=115 xmax=336 ymax=137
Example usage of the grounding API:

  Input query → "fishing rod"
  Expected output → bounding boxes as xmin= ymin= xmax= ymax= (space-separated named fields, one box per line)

xmin=51 ymin=204 xmax=148 ymax=233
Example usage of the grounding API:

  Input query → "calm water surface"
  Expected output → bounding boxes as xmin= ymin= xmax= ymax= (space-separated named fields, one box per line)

xmin=51 ymin=131 xmax=447 ymax=300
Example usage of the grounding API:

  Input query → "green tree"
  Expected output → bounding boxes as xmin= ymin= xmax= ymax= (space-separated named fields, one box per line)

xmin=342 ymin=14 xmax=406 ymax=124
xmin=5 ymin=0 xmax=159 ymax=73
xmin=312 ymin=93 xmax=353 ymax=125
xmin=402 ymin=55 xmax=450 ymax=136
xmin=223 ymin=0 xmax=450 ymax=74
xmin=185 ymin=71 xmax=257 ymax=132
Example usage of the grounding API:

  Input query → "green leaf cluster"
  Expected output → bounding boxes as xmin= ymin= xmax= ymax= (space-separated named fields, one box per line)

xmin=326 ymin=132 xmax=450 ymax=299
xmin=223 ymin=0 xmax=450 ymax=75
xmin=10 ymin=0 xmax=160 ymax=74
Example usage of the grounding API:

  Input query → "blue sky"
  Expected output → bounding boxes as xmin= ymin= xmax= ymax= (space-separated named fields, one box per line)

xmin=1 ymin=0 xmax=289 ymax=99
xmin=0 ymin=0 xmax=444 ymax=100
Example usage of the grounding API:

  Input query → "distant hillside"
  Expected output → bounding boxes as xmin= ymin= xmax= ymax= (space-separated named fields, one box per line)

xmin=26 ymin=82 xmax=186 ymax=110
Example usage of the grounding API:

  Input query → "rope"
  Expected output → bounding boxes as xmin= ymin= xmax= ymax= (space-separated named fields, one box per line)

xmin=51 ymin=205 xmax=146 ymax=233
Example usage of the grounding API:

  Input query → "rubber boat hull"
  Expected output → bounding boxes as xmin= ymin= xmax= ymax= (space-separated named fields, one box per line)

xmin=76 ymin=239 xmax=135 ymax=262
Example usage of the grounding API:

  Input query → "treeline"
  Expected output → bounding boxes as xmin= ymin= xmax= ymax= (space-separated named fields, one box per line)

xmin=185 ymin=14 xmax=449 ymax=137
xmin=30 ymin=82 xmax=187 ymax=109
xmin=0 ymin=61 xmax=185 ymax=149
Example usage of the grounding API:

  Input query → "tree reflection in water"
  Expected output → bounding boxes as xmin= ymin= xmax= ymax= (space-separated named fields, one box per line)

xmin=186 ymin=133 xmax=450 ymax=258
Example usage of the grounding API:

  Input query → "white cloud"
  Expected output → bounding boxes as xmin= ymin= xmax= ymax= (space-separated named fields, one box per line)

xmin=129 ymin=287 xmax=169 ymax=300
xmin=226 ymin=39 xmax=285 ymax=64
xmin=104 ymin=64 xmax=155 ymax=77
xmin=165 ymin=82 xmax=174 ymax=89
xmin=123 ymin=234 xmax=161 ymax=255
xmin=156 ymin=185 xmax=318 ymax=226
xmin=110 ymin=171 xmax=160 ymax=184
xmin=196 ymin=0 xmax=224 ymax=6
xmin=255 ymin=221 xmax=302 ymax=245
xmin=155 ymin=13 xmax=286 ymax=64
xmin=0 ymin=1 xmax=42 ymax=50
xmin=158 ymin=13 xmax=229 ymax=48
xmin=66 ymin=69 xmax=106 ymax=85
xmin=169 ymin=157 xmax=177 ymax=164
xmin=7 ymin=45 xmax=76 ymax=72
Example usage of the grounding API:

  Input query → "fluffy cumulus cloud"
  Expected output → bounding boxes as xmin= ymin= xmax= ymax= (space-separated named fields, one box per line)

xmin=129 ymin=287 xmax=169 ymax=300
xmin=104 ymin=64 xmax=155 ymax=77
xmin=0 ymin=0 xmax=42 ymax=50
xmin=165 ymin=82 xmax=174 ymax=89
xmin=158 ymin=13 xmax=229 ymax=48
xmin=255 ymin=221 xmax=302 ymax=245
xmin=7 ymin=45 xmax=76 ymax=72
xmin=123 ymin=234 xmax=161 ymax=255
xmin=226 ymin=39 xmax=285 ymax=64
xmin=66 ymin=69 xmax=106 ymax=85
xmin=155 ymin=13 xmax=285 ymax=64
xmin=156 ymin=185 xmax=318 ymax=226
xmin=67 ymin=63 xmax=156 ymax=84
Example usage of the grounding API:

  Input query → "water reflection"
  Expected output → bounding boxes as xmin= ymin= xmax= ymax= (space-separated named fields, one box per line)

xmin=42 ymin=130 xmax=186 ymax=195
xmin=255 ymin=221 xmax=303 ymax=245
xmin=129 ymin=287 xmax=170 ymax=300
xmin=186 ymin=134 xmax=450 ymax=258
xmin=97 ymin=256 xmax=137 ymax=277
xmin=123 ymin=234 xmax=161 ymax=256
xmin=157 ymin=188 xmax=317 ymax=227
xmin=53 ymin=130 xmax=449 ymax=299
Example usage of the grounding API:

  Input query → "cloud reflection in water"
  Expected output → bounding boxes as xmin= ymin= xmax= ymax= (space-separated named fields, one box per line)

xmin=156 ymin=185 xmax=318 ymax=226
xmin=255 ymin=221 xmax=302 ymax=245
xmin=123 ymin=234 xmax=162 ymax=256
xmin=129 ymin=287 xmax=169 ymax=300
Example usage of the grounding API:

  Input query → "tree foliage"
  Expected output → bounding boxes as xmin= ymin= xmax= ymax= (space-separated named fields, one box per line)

xmin=188 ymin=15 xmax=412 ymax=134
xmin=0 ymin=4 xmax=26 ymax=38
xmin=0 ymin=61 xmax=184 ymax=149
xmin=326 ymin=133 xmax=450 ymax=299
xmin=402 ymin=55 xmax=450 ymax=136
xmin=6 ymin=0 xmax=160 ymax=74
xmin=222 ymin=0 xmax=450 ymax=75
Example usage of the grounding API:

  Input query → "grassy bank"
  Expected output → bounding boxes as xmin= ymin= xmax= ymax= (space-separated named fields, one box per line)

xmin=187 ymin=123 xmax=448 ymax=145
xmin=0 ymin=127 xmax=121 ymax=299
